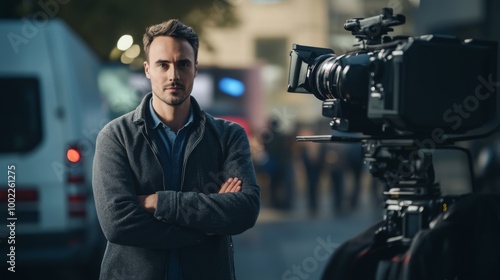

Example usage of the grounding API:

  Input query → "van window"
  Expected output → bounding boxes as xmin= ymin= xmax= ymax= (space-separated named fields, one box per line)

xmin=0 ymin=77 xmax=43 ymax=153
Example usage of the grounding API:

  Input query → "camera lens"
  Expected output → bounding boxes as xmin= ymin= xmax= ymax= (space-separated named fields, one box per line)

xmin=310 ymin=54 xmax=340 ymax=100
xmin=310 ymin=53 xmax=371 ymax=103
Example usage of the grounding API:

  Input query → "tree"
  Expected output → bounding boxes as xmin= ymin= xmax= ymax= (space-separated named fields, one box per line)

xmin=1 ymin=0 xmax=239 ymax=60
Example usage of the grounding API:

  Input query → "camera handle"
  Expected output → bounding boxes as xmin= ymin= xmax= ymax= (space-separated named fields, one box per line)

xmin=344 ymin=7 xmax=406 ymax=46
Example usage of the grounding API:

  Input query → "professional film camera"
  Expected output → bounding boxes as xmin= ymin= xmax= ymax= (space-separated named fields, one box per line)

xmin=288 ymin=7 xmax=500 ymax=280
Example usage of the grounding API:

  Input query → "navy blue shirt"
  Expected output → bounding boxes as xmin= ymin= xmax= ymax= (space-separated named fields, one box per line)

xmin=148 ymin=99 xmax=194 ymax=280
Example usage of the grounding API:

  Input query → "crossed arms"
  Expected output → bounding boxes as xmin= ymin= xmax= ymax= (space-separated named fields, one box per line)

xmin=138 ymin=178 xmax=242 ymax=212
xmin=92 ymin=124 xmax=260 ymax=250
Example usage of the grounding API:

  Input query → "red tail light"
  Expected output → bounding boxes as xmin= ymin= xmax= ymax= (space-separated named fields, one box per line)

xmin=65 ymin=144 xmax=87 ymax=219
xmin=67 ymin=148 xmax=81 ymax=163
xmin=65 ymin=145 xmax=85 ymax=184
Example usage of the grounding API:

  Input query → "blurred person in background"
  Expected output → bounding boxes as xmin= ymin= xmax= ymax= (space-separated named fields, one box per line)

xmin=92 ymin=19 xmax=260 ymax=280
xmin=262 ymin=117 xmax=295 ymax=211
xmin=297 ymin=123 xmax=326 ymax=216
xmin=344 ymin=142 xmax=365 ymax=212
xmin=325 ymin=142 xmax=348 ymax=215
xmin=325 ymin=141 xmax=365 ymax=216
xmin=296 ymin=122 xmax=366 ymax=216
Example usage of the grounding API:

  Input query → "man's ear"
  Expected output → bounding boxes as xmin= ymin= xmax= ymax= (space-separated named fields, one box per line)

xmin=144 ymin=60 xmax=151 ymax=79
xmin=194 ymin=61 xmax=198 ymax=77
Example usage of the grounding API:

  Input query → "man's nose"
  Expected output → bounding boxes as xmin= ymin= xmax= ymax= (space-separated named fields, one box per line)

xmin=168 ymin=66 xmax=180 ymax=81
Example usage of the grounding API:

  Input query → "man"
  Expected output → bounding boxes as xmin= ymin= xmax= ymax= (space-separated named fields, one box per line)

xmin=92 ymin=19 xmax=260 ymax=280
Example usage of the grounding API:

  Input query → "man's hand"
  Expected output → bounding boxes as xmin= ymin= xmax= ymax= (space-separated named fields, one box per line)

xmin=138 ymin=193 xmax=158 ymax=213
xmin=218 ymin=177 xmax=242 ymax=194
xmin=206 ymin=177 xmax=241 ymax=236
xmin=138 ymin=178 xmax=242 ymax=213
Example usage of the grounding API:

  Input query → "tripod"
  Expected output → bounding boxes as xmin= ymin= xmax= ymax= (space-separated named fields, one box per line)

xmin=321 ymin=139 xmax=500 ymax=280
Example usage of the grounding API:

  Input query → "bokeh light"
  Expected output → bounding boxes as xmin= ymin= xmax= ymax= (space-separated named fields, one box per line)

xmin=124 ymin=44 xmax=141 ymax=59
xmin=117 ymin=34 xmax=133 ymax=51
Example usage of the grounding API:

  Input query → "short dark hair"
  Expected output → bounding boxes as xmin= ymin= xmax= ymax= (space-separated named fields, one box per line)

xmin=142 ymin=19 xmax=199 ymax=61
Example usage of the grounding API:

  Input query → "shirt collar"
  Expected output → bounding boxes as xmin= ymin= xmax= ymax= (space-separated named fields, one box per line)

xmin=148 ymin=98 xmax=194 ymax=130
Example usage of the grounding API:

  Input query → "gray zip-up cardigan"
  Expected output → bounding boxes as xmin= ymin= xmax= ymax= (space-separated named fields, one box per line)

xmin=92 ymin=93 xmax=260 ymax=280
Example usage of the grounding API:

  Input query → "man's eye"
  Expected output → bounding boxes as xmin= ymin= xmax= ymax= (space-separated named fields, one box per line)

xmin=179 ymin=62 xmax=190 ymax=68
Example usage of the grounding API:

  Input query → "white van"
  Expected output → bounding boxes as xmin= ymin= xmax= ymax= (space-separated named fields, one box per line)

xmin=0 ymin=18 xmax=107 ymax=271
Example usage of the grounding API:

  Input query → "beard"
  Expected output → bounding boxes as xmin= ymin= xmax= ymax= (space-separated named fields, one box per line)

xmin=164 ymin=93 xmax=189 ymax=106
xmin=153 ymin=82 xmax=190 ymax=106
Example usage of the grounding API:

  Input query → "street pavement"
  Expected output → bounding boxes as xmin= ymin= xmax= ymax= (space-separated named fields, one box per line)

xmin=233 ymin=195 xmax=382 ymax=280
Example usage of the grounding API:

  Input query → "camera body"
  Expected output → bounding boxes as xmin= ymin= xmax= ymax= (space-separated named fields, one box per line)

xmin=288 ymin=9 xmax=498 ymax=138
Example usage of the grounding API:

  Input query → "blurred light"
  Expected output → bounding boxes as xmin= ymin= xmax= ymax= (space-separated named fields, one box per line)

xmin=109 ymin=47 xmax=122 ymax=61
xmin=218 ymin=77 xmax=245 ymax=97
xmin=120 ymin=52 xmax=134 ymax=64
xmin=124 ymin=44 xmax=141 ymax=59
xmin=117 ymin=34 xmax=133 ymax=51
xmin=67 ymin=148 xmax=81 ymax=163
xmin=192 ymin=73 xmax=214 ymax=108
xmin=97 ymin=68 xmax=142 ymax=115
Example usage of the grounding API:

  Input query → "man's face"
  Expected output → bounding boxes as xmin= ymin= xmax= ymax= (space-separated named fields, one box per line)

xmin=144 ymin=36 xmax=198 ymax=106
